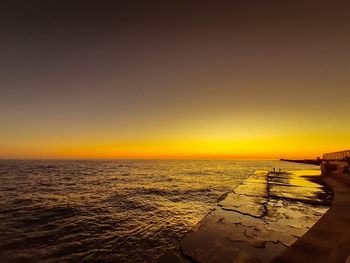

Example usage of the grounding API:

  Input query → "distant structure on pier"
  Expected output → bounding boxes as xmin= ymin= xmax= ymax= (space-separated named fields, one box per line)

xmin=322 ymin=150 xmax=350 ymax=160
xmin=321 ymin=149 xmax=350 ymax=185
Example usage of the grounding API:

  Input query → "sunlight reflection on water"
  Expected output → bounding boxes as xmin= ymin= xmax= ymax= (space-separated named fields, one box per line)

xmin=0 ymin=159 xmax=320 ymax=262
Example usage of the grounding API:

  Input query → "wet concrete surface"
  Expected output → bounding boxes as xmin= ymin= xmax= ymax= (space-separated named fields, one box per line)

xmin=170 ymin=170 xmax=332 ymax=263
xmin=271 ymin=173 xmax=350 ymax=263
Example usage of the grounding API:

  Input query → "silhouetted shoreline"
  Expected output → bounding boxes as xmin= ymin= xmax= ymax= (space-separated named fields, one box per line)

xmin=280 ymin=158 xmax=321 ymax=165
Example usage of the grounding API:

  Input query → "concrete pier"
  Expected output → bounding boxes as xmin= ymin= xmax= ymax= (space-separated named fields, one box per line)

xmin=158 ymin=170 xmax=332 ymax=263
xmin=321 ymin=160 xmax=350 ymax=185
xmin=158 ymin=151 xmax=350 ymax=263
xmin=271 ymin=153 xmax=350 ymax=262
xmin=271 ymin=170 xmax=350 ymax=262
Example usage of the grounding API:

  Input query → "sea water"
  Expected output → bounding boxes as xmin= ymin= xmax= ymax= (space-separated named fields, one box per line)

xmin=0 ymin=159 xmax=319 ymax=262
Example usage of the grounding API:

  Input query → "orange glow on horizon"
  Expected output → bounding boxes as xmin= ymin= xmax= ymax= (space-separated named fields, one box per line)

xmin=2 ymin=135 xmax=348 ymax=159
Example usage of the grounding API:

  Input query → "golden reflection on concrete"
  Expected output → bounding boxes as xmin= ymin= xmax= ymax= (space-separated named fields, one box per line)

xmin=178 ymin=170 xmax=332 ymax=263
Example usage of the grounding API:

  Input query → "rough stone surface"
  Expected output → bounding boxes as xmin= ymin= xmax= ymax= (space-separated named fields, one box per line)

xmin=270 ymin=173 xmax=350 ymax=263
xmin=179 ymin=170 xmax=332 ymax=263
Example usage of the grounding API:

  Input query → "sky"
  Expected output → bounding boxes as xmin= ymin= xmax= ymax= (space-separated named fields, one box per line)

xmin=1 ymin=1 xmax=350 ymax=159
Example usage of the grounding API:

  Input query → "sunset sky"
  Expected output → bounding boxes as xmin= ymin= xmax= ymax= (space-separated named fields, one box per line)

xmin=1 ymin=1 xmax=350 ymax=159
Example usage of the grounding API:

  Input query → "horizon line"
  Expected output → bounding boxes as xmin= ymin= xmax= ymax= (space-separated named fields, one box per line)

xmin=0 ymin=156 xmax=315 ymax=161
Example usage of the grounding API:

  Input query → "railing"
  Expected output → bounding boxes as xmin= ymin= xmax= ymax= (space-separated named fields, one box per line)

xmin=322 ymin=150 xmax=350 ymax=160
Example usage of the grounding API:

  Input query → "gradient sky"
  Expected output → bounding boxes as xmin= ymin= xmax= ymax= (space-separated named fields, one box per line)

xmin=1 ymin=1 xmax=350 ymax=159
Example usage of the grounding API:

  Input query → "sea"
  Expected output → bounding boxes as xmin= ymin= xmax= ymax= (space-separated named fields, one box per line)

xmin=0 ymin=159 xmax=320 ymax=262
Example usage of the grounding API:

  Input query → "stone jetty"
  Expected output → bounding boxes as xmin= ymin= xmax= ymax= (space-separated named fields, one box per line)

xmin=272 ymin=152 xmax=350 ymax=263
xmin=158 ymin=169 xmax=332 ymax=263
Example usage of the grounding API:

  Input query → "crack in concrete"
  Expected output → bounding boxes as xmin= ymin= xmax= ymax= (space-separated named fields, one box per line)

xmin=264 ymin=240 xmax=289 ymax=248
xmin=179 ymin=247 xmax=201 ymax=263
xmin=217 ymin=217 xmax=224 ymax=223
xmin=219 ymin=172 xmax=328 ymax=224
xmin=230 ymin=239 xmax=289 ymax=249
xmin=235 ymin=221 xmax=261 ymax=230
xmin=220 ymin=207 xmax=266 ymax=219
xmin=219 ymin=172 xmax=270 ymax=219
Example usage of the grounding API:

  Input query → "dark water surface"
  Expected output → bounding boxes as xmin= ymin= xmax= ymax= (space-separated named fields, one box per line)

xmin=0 ymin=160 xmax=319 ymax=262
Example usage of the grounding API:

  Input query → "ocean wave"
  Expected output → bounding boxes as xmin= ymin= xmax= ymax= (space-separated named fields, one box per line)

xmin=0 ymin=159 xmax=320 ymax=262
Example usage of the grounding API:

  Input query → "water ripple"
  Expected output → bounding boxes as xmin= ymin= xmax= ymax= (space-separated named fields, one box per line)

xmin=0 ymin=159 xmax=319 ymax=262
